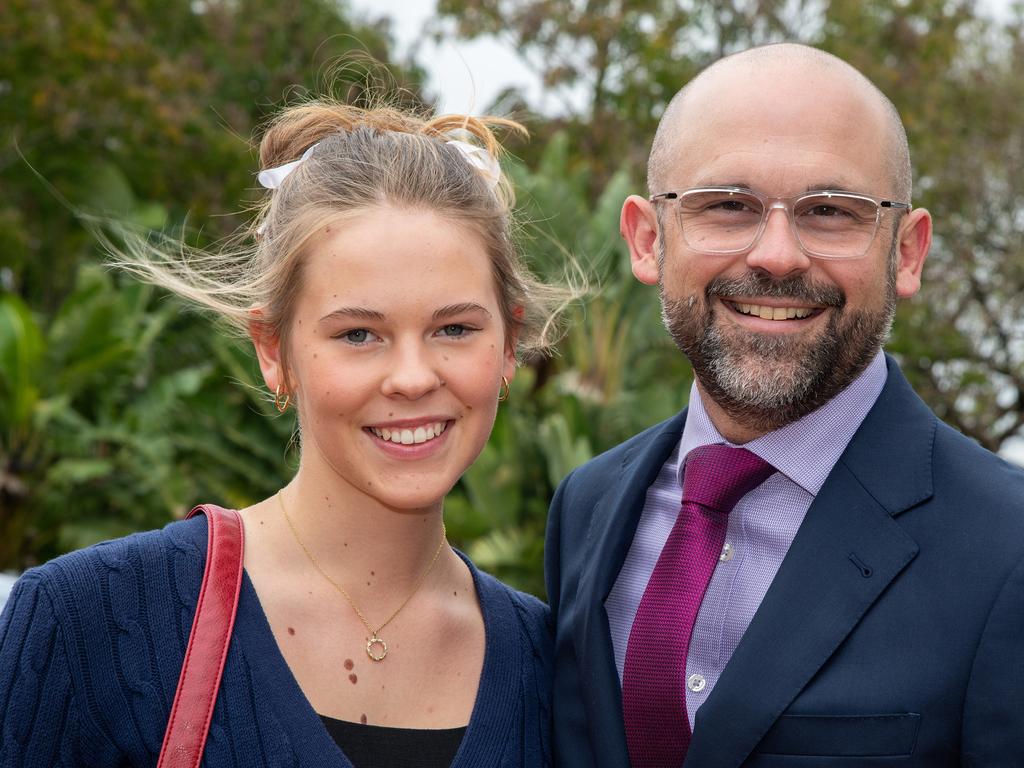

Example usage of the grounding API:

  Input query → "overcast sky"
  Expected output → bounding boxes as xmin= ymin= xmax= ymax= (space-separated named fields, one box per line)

xmin=346 ymin=0 xmax=580 ymax=115
xmin=348 ymin=0 xmax=1018 ymax=116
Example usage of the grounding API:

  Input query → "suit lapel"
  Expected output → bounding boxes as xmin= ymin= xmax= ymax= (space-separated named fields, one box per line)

xmin=573 ymin=412 xmax=687 ymax=767
xmin=686 ymin=358 xmax=937 ymax=767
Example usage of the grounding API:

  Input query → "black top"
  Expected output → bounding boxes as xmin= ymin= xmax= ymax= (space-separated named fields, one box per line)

xmin=319 ymin=715 xmax=467 ymax=768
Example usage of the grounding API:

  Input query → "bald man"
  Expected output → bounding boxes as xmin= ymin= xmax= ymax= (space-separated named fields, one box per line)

xmin=545 ymin=44 xmax=1024 ymax=767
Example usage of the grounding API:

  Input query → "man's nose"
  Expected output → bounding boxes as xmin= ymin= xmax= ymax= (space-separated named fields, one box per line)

xmin=744 ymin=204 xmax=812 ymax=277
xmin=381 ymin=343 xmax=443 ymax=399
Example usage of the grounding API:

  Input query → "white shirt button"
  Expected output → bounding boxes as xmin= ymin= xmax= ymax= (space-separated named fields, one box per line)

xmin=719 ymin=542 xmax=734 ymax=562
xmin=687 ymin=673 xmax=706 ymax=693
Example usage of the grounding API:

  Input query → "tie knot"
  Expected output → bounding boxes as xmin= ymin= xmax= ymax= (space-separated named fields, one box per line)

xmin=682 ymin=444 xmax=774 ymax=513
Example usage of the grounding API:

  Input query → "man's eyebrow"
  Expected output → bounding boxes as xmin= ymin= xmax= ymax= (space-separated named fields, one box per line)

xmin=433 ymin=303 xmax=492 ymax=320
xmin=805 ymin=182 xmax=860 ymax=194
xmin=319 ymin=307 xmax=386 ymax=322
xmin=691 ymin=181 xmax=863 ymax=194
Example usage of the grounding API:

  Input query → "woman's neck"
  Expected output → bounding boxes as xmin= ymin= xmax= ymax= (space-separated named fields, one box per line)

xmin=274 ymin=466 xmax=450 ymax=597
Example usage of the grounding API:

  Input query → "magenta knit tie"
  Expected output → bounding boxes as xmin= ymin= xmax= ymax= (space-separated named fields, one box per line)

xmin=622 ymin=444 xmax=774 ymax=768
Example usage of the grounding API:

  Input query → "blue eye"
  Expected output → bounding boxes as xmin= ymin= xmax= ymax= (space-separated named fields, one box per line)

xmin=440 ymin=324 xmax=467 ymax=337
xmin=339 ymin=329 xmax=373 ymax=344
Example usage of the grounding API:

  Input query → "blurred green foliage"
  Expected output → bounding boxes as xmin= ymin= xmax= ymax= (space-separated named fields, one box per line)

xmin=3 ymin=0 xmax=1024 ymax=600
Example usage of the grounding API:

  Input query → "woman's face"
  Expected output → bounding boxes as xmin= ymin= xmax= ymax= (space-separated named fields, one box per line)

xmin=256 ymin=206 xmax=516 ymax=513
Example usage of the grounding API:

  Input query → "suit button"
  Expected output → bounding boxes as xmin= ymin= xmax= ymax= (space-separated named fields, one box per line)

xmin=719 ymin=542 xmax=734 ymax=562
xmin=687 ymin=674 xmax=706 ymax=693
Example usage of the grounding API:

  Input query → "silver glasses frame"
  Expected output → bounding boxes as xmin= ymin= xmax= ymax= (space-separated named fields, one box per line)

xmin=649 ymin=186 xmax=911 ymax=260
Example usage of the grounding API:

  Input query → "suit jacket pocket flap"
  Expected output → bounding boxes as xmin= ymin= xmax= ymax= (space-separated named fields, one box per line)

xmin=755 ymin=713 xmax=921 ymax=757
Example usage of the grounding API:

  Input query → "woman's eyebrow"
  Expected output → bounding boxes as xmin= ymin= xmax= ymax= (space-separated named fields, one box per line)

xmin=319 ymin=307 xmax=386 ymax=322
xmin=432 ymin=303 xmax=492 ymax=320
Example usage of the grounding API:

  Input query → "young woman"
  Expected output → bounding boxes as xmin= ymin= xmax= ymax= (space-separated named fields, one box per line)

xmin=0 ymin=100 xmax=566 ymax=767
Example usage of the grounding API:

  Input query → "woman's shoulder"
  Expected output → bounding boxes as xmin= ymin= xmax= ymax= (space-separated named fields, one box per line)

xmin=0 ymin=514 xmax=228 ymax=766
xmin=462 ymin=556 xmax=552 ymax=658
xmin=19 ymin=515 xmax=210 ymax=613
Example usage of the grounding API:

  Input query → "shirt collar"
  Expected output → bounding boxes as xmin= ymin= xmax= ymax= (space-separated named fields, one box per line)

xmin=677 ymin=350 xmax=888 ymax=496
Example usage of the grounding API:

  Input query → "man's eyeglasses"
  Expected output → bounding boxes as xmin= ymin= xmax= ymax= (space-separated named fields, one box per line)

xmin=649 ymin=187 xmax=911 ymax=260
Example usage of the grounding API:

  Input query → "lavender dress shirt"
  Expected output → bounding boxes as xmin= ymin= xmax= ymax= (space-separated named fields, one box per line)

xmin=605 ymin=350 xmax=888 ymax=730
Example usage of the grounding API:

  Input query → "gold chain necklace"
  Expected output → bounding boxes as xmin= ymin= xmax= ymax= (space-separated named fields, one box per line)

xmin=277 ymin=491 xmax=447 ymax=662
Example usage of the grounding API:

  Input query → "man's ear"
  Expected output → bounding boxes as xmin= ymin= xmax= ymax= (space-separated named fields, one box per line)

xmin=249 ymin=311 xmax=288 ymax=394
xmin=621 ymin=195 xmax=661 ymax=286
xmin=894 ymin=207 xmax=932 ymax=299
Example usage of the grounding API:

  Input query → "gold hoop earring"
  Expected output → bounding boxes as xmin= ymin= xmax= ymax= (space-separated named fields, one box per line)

xmin=274 ymin=384 xmax=291 ymax=413
xmin=498 ymin=376 xmax=510 ymax=402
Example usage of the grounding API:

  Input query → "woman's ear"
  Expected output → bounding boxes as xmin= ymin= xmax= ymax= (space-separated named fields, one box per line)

xmin=503 ymin=306 xmax=523 ymax=382
xmin=249 ymin=310 xmax=287 ymax=394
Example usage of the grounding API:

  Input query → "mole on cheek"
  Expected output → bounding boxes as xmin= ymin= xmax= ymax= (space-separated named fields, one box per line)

xmin=349 ymin=673 xmax=358 ymax=684
xmin=344 ymin=659 xmax=354 ymax=670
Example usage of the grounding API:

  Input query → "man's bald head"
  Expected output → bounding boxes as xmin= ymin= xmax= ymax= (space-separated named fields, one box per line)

xmin=647 ymin=44 xmax=912 ymax=203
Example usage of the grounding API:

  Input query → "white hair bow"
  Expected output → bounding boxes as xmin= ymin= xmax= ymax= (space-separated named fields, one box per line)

xmin=256 ymin=138 xmax=500 ymax=191
xmin=445 ymin=139 xmax=502 ymax=189
xmin=257 ymin=143 xmax=320 ymax=189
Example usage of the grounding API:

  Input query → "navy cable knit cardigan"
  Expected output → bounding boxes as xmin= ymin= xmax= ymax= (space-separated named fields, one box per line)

xmin=0 ymin=516 xmax=552 ymax=767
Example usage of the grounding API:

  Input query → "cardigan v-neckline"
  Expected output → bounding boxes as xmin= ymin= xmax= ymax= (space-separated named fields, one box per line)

xmin=230 ymin=550 xmax=519 ymax=768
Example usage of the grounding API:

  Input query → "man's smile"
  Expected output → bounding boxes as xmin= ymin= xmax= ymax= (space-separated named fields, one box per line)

xmin=723 ymin=300 xmax=824 ymax=321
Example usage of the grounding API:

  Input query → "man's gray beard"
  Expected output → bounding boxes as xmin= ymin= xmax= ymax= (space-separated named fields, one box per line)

xmin=660 ymin=265 xmax=897 ymax=434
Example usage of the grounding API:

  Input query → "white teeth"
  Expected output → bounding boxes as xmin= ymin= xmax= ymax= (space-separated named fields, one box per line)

xmin=369 ymin=422 xmax=448 ymax=445
xmin=733 ymin=302 xmax=814 ymax=321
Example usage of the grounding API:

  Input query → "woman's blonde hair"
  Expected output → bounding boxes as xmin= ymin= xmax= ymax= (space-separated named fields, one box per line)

xmin=114 ymin=97 xmax=572 ymax=384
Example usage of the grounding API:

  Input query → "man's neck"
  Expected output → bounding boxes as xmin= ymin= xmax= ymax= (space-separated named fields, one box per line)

xmin=694 ymin=381 xmax=770 ymax=444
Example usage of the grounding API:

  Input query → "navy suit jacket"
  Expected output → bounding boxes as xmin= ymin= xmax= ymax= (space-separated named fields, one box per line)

xmin=545 ymin=357 xmax=1024 ymax=766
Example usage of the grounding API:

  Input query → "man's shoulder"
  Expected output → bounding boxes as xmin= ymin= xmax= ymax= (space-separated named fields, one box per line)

xmin=562 ymin=411 xmax=686 ymax=489
xmin=932 ymin=419 xmax=1024 ymax=503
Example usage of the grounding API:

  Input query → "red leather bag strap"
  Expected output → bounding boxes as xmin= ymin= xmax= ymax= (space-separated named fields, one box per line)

xmin=157 ymin=504 xmax=245 ymax=768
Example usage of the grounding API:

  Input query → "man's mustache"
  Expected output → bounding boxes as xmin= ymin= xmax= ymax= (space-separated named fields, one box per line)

xmin=705 ymin=272 xmax=845 ymax=308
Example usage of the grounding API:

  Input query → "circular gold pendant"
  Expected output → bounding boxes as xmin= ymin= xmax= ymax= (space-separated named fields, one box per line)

xmin=366 ymin=635 xmax=388 ymax=662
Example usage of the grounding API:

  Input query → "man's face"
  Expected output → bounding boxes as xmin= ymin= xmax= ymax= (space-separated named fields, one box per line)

xmin=653 ymin=66 xmax=905 ymax=433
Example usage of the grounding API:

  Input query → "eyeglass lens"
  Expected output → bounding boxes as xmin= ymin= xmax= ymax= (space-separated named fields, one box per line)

xmin=677 ymin=190 xmax=880 ymax=258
